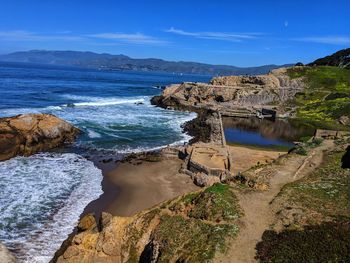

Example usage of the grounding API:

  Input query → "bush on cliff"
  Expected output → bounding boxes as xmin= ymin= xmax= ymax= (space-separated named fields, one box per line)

xmin=287 ymin=66 xmax=350 ymax=130
xmin=255 ymin=220 xmax=350 ymax=263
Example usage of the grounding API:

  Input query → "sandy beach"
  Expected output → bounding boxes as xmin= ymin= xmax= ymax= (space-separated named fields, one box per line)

xmin=82 ymin=145 xmax=285 ymax=218
xmin=83 ymin=157 xmax=199 ymax=217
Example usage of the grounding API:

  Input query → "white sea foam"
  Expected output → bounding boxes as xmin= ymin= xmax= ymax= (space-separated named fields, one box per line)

xmin=59 ymin=94 xmax=146 ymax=107
xmin=0 ymin=153 xmax=103 ymax=263
xmin=87 ymin=129 xmax=102 ymax=138
xmin=72 ymin=98 xmax=144 ymax=107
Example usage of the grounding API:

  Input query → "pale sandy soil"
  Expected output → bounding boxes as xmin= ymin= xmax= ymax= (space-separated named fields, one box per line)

xmin=102 ymin=159 xmax=198 ymax=216
xmin=216 ymin=141 xmax=333 ymax=263
xmin=228 ymin=145 xmax=286 ymax=174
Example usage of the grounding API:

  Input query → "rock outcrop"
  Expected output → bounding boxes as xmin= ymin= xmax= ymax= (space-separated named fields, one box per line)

xmin=0 ymin=114 xmax=80 ymax=161
xmin=55 ymin=183 xmax=241 ymax=263
xmin=151 ymin=67 xmax=304 ymax=115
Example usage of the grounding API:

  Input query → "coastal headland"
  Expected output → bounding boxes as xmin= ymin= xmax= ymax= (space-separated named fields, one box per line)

xmin=1 ymin=53 xmax=349 ymax=262
xmin=54 ymin=63 xmax=350 ymax=262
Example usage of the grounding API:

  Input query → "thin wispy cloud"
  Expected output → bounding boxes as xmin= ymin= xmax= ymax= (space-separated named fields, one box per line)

xmin=0 ymin=30 xmax=83 ymax=41
xmin=88 ymin=33 xmax=169 ymax=45
xmin=209 ymin=49 xmax=261 ymax=54
xmin=292 ymin=36 xmax=350 ymax=45
xmin=0 ymin=30 xmax=169 ymax=46
xmin=165 ymin=27 xmax=260 ymax=42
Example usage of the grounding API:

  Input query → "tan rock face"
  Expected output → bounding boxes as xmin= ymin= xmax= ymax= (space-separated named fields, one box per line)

xmin=0 ymin=114 xmax=80 ymax=161
xmin=155 ymin=67 xmax=304 ymax=111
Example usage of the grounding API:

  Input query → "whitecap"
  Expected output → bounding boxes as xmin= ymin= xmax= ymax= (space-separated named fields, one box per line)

xmin=72 ymin=98 xmax=145 ymax=107
xmin=0 ymin=153 xmax=103 ymax=263
xmin=87 ymin=129 xmax=102 ymax=138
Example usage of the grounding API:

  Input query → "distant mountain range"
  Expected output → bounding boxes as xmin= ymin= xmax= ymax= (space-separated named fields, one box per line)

xmin=0 ymin=50 xmax=293 ymax=76
xmin=308 ymin=48 xmax=350 ymax=69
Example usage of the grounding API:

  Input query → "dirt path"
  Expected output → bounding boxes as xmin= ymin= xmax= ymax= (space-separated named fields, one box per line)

xmin=216 ymin=141 xmax=333 ymax=263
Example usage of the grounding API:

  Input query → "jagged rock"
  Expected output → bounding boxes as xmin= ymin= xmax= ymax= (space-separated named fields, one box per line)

xmin=339 ymin=115 xmax=350 ymax=125
xmin=0 ymin=114 xmax=80 ymax=161
xmin=0 ymin=243 xmax=17 ymax=263
xmin=99 ymin=212 xmax=113 ymax=231
xmin=193 ymin=173 xmax=220 ymax=187
xmin=151 ymin=67 xmax=304 ymax=113
xmin=63 ymin=246 xmax=80 ymax=259
xmin=78 ymin=213 xmax=97 ymax=232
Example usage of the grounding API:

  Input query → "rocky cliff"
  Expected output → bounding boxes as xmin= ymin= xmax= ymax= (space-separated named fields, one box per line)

xmin=0 ymin=114 xmax=80 ymax=161
xmin=55 ymin=183 xmax=241 ymax=263
xmin=151 ymin=67 xmax=304 ymax=115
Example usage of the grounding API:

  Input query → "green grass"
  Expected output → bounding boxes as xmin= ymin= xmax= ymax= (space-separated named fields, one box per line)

xmin=255 ymin=147 xmax=350 ymax=262
xmin=281 ymin=149 xmax=350 ymax=219
xmin=153 ymin=215 xmax=238 ymax=262
xmin=287 ymin=66 xmax=350 ymax=130
xmin=125 ymin=183 xmax=241 ymax=262
xmin=188 ymin=183 xmax=240 ymax=222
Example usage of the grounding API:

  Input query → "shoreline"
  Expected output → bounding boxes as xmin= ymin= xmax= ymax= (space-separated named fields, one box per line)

xmin=82 ymin=152 xmax=198 ymax=218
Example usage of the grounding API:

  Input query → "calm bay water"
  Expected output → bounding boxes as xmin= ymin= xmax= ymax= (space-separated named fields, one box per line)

xmin=223 ymin=117 xmax=315 ymax=150
xmin=0 ymin=61 xmax=210 ymax=262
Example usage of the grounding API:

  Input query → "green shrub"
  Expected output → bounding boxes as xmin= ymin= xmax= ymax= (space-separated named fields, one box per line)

xmin=294 ymin=146 xmax=308 ymax=155
xmin=286 ymin=66 xmax=350 ymax=130
xmin=256 ymin=220 xmax=350 ymax=263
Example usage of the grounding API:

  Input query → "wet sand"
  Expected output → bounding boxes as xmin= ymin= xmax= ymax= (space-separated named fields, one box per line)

xmin=83 ymin=158 xmax=198 ymax=217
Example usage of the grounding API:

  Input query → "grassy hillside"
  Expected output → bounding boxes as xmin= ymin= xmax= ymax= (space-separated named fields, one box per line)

xmin=308 ymin=48 xmax=350 ymax=69
xmin=125 ymin=183 xmax=242 ymax=262
xmin=256 ymin=144 xmax=350 ymax=262
xmin=287 ymin=66 xmax=350 ymax=130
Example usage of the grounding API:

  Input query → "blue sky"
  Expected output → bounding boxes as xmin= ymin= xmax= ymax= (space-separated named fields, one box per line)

xmin=0 ymin=0 xmax=349 ymax=66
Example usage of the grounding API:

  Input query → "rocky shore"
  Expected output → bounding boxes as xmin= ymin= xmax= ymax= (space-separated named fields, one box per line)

xmin=0 ymin=113 xmax=80 ymax=161
xmin=3 ymin=64 xmax=349 ymax=262
xmin=53 ymin=68 xmax=305 ymax=262
xmin=151 ymin=67 xmax=304 ymax=118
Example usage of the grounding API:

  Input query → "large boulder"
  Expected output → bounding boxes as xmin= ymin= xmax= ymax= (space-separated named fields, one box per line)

xmin=0 ymin=114 xmax=80 ymax=161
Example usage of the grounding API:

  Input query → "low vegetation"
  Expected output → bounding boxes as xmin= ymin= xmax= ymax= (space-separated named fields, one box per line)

xmin=292 ymin=138 xmax=323 ymax=155
xmin=256 ymin=220 xmax=350 ymax=263
xmin=256 ymin=146 xmax=350 ymax=262
xmin=126 ymin=183 xmax=242 ymax=262
xmin=287 ymin=66 xmax=350 ymax=130
xmin=284 ymin=149 xmax=350 ymax=218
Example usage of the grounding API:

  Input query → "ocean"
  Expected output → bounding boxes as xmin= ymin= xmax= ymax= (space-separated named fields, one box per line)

xmin=0 ymin=61 xmax=210 ymax=262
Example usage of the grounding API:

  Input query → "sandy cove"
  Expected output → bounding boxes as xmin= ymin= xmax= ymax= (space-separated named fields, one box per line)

xmin=83 ymin=145 xmax=285 ymax=218
xmin=84 ymin=158 xmax=198 ymax=217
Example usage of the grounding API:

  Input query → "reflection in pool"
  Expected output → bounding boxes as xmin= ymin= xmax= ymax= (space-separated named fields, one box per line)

xmin=223 ymin=117 xmax=315 ymax=150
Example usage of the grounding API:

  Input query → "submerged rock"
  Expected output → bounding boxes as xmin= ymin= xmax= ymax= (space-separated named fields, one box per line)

xmin=0 ymin=113 xmax=80 ymax=161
